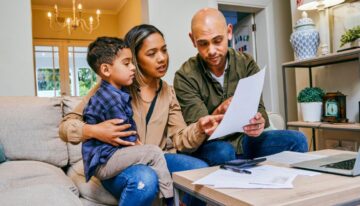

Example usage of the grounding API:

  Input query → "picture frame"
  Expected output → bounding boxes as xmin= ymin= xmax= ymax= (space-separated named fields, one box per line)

xmin=329 ymin=1 xmax=360 ymax=52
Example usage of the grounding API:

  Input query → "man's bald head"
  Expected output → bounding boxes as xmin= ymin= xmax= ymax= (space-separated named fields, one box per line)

xmin=191 ymin=8 xmax=227 ymax=34
xmin=189 ymin=8 xmax=232 ymax=73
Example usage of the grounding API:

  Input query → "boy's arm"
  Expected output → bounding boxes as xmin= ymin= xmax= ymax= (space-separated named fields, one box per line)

xmin=59 ymin=83 xmax=135 ymax=146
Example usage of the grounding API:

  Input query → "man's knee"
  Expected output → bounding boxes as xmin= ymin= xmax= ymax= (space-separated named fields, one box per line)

xmin=205 ymin=141 xmax=236 ymax=165
xmin=288 ymin=130 xmax=308 ymax=152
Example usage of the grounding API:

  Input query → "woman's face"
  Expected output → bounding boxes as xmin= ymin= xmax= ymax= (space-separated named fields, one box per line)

xmin=137 ymin=33 xmax=168 ymax=80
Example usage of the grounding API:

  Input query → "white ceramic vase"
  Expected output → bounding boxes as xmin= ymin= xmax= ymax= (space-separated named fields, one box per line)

xmin=290 ymin=12 xmax=320 ymax=60
xmin=300 ymin=102 xmax=322 ymax=122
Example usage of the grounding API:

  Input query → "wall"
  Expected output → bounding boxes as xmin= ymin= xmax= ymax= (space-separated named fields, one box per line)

xmin=117 ymin=0 xmax=142 ymax=38
xmin=0 ymin=0 xmax=35 ymax=96
xmin=218 ymin=0 xmax=295 ymax=117
xmin=144 ymin=0 xmax=217 ymax=84
xmin=32 ymin=9 xmax=119 ymax=40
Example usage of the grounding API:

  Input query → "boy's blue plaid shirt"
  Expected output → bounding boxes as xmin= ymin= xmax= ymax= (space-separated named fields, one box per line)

xmin=82 ymin=80 xmax=137 ymax=181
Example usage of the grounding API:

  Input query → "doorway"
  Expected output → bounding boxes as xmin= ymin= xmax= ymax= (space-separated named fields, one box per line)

xmin=221 ymin=10 xmax=257 ymax=61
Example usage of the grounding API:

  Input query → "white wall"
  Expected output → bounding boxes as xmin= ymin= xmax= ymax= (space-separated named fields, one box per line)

xmin=144 ymin=0 xmax=217 ymax=84
xmin=0 ymin=0 xmax=34 ymax=96
xmin=218 ymin=0 xmax=295 ymax=117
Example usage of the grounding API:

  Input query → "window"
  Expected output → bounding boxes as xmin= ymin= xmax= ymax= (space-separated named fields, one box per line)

xmin=33 ymin=40 xmax=98 ymax=97
xmin=68 ymin=46 xmax=97 ymax=96
xmin=34 ymin=46 xmax=61 ymax=97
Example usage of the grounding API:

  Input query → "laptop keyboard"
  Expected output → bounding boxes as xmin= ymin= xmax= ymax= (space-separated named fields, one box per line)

xmin=323 ymin=159 xmax=356 ymax=170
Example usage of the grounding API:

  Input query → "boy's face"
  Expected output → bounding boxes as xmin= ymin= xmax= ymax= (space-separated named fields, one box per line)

xmin=106 ymin=48 xmax=135 ymax=89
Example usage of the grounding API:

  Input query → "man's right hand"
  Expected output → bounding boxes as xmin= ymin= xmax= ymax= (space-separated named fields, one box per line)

xmin=83 ymin=119 xmax=137 ymax=147
xmin=212 ymin=97 xmax=233 ymax=115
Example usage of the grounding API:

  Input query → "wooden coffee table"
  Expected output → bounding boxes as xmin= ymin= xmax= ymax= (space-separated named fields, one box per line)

xmin=173 ymin=149 xmax=360 ymax=206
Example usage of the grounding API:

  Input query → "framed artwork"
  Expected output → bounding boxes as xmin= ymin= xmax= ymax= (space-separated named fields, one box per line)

xmin=329 ymin=1 xmax=360 ymax=52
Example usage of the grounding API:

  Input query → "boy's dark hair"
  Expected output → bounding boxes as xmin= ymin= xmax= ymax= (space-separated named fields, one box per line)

xmin=87 ymin=37 xmax=127 ymax=74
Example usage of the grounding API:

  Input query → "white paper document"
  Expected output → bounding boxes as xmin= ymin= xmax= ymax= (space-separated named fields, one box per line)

xmin=266 ymin=151 xmax=326 ymax=165
xmin=193 ymin=165 xmax=297 ymax=189
xmin=208 ymin=68 xmax=266 ymax=140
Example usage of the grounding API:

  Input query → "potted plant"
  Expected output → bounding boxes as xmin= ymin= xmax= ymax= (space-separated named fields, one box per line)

xmin=297 ymin=87 xmax=325 ymax=122
xmin=340 ymin=25 xmax=360 ymax=48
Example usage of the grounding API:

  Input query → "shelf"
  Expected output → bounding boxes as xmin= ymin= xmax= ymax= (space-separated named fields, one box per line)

xmin=287 ymin=121 xmax=360 ymax=132
xmin=282 ymin=49 xmax=360 ymax=150
xmin=282 ymin=48 xmax=360 ymax=68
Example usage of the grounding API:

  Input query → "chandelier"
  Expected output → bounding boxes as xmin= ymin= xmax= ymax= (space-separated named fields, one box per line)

xmin=47 ymin=0 xmax=101 ymax=34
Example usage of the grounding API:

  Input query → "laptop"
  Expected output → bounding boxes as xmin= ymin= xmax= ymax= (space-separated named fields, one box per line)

xmin=291 ymin=149 xmax=360 ymax=176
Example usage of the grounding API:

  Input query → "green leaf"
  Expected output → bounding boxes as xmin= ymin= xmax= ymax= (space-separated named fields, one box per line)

xmin=340 ymin=25 xmax=360 ymax=47
xmin=297 ymin=87 xmax=325 ymax=103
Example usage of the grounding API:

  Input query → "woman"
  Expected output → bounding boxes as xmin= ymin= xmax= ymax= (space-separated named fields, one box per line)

xmin=59 ymin=24 xmax=225 ymax=206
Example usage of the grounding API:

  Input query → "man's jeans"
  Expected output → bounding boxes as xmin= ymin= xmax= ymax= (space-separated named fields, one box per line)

xmin=101 ymin=153 xmax=208 ymax=206
xmin=242 ymin=130 xmax=308 ymax=159
xmin=193 ymin=130 xmax=308 ymax=165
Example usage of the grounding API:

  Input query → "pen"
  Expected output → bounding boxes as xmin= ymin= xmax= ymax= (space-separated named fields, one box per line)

xmin=220 ymin=165 xmax=252 ymax=174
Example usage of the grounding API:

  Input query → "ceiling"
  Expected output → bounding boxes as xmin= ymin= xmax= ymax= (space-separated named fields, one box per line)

xmin=31 ymin=0 xmax=127 ymax=14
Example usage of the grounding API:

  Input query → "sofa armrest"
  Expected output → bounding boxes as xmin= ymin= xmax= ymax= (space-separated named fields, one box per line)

xmin=267 ymin=112 xmax=285 ymax=130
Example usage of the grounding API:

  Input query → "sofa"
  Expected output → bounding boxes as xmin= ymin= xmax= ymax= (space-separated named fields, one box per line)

xmin=0 ymin=96 xmax=285 ymax=206
xmin=0 ymin=96 xmax=118 ymax=206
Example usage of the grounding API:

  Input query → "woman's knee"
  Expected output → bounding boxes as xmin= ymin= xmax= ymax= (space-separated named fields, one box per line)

xmin=130 ymin=165 xmax=159 ymax=189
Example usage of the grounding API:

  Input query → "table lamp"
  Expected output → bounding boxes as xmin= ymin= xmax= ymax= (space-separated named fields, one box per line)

xmin=297 ymin=0 xmax=345 ymax=55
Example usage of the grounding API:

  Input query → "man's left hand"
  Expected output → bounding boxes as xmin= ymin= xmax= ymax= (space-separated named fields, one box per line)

xmin=243 ymin=112 xmax=265 ymax=137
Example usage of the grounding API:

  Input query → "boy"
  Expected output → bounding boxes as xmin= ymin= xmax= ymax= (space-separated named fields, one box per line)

xmin=82 ymin=37 xmax=173 ymax=204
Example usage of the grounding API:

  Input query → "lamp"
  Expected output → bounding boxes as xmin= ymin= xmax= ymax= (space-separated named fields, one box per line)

xmin=47 ymin=0 xmax=101 ymax=34
xmin=297 ymin=0 xmax=345 ymax=55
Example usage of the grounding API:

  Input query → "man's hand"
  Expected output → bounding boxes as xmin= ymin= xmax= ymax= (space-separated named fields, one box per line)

xmin=212 ymin=97 xmax=233 ymax=115
xmin=83 ymin=119 xmax=137 ymax=147
xmin=243 ymin=112 xmax=265 ymax=137
xmin=197 ymin=114 xmax=224 ymax=135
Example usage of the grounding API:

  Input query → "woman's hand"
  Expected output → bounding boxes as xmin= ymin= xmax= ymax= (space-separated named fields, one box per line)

xmin=243 ymin=112 xmax=265 ymax=137
xmin=197 ymin=114 xmax=224 ymax=135
xmin=212 ymin=97 xmax=232 ymax=115
xmin=83 ymin=119 xmax=137 ymax=147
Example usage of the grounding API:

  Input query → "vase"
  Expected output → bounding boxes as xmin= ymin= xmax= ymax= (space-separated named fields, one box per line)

xmin=350 ymin=38 xmax=360 ymax=47
xmin=290 ymin=12 xmax=320 ymax=60
xmin=300 ymin=102 xmax=322 ymax=122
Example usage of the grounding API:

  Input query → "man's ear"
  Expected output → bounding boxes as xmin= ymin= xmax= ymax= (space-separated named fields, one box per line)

xmin=189 ymin=32 xmax=196 ymax=48
xmin=99 ymin=63 xmax=111 ymax=77
xmin=227 ymin=24 xmax=233 ymax=41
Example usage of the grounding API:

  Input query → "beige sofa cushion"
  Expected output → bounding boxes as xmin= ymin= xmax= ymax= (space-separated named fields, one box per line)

xmin=67 ymin=160 xmax=117 ymax=205
xmin=0 ymin=97 xmax=68 ymax=167
xmin=0 ymin=184 xmax=82 ymax=206
xmin=62 ymin=96 xmax=83 ymax=165
xmin=0 ymin=161 xmax=78 ymax=195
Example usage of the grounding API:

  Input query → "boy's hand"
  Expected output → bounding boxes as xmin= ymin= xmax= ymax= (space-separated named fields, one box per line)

xmin=243 ymin=112 xmax=265 ymax=137
xmin=83 ymin=119 xmax=137 ymax=147
xmin=197 ymin=114 xmax=224 ymax=135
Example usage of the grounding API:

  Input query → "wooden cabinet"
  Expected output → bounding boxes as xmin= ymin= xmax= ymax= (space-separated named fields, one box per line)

xmin=282 ymin=48 xmax=360 ymax=151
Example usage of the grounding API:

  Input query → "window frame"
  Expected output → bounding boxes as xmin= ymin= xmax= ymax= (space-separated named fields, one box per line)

xmin=33 ymin=39 xmax=93 ymax=96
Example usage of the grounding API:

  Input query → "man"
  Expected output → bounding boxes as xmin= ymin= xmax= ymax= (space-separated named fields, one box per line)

xmin=174 ymin=8 xmax=308 ymax=165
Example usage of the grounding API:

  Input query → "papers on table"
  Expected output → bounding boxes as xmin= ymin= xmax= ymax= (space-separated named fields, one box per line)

xmin=266 ymin=151 xmax=326 ymax=165
xmin=192 ymin=165 xmax=320 ymax=189
xmin=208 ymin=68 xmax=266 ymax=140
